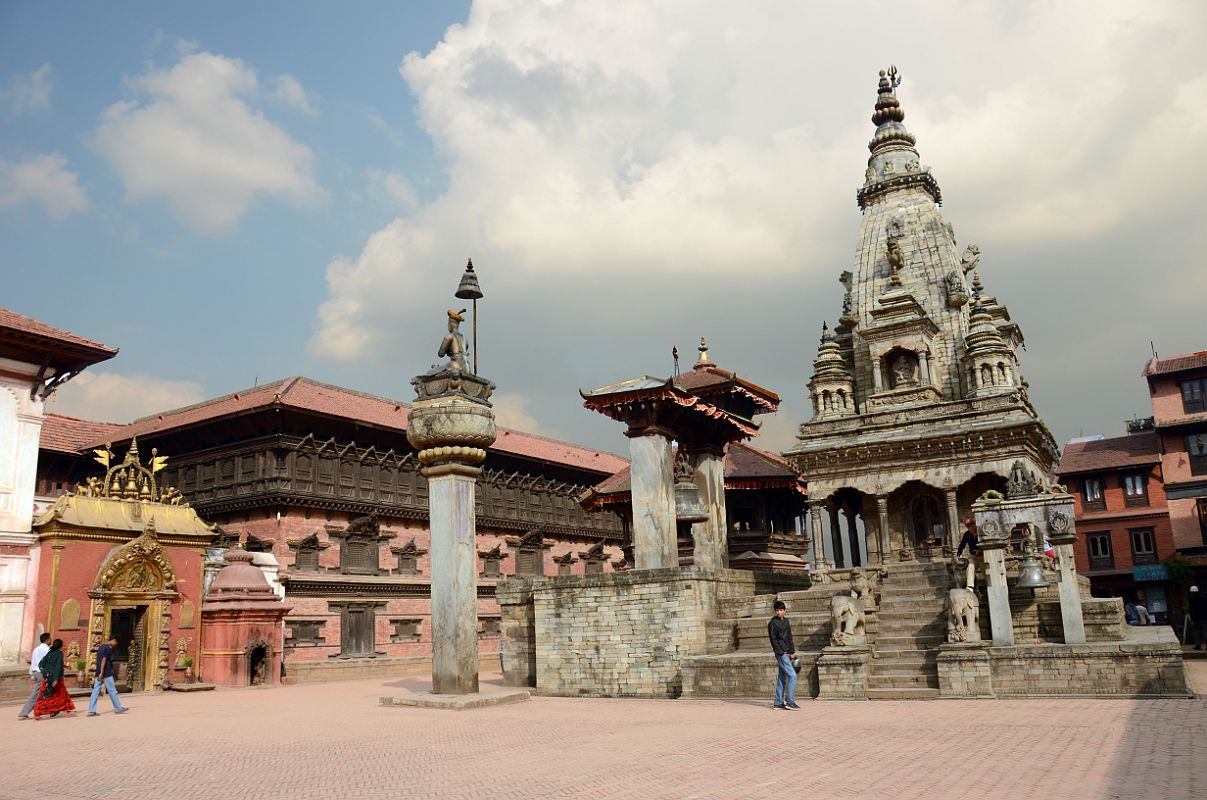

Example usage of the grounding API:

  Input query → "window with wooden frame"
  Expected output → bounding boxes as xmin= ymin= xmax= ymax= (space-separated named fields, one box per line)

xmin=389 ymin=618 xmax=422 ymax=643
xmin=1081 ymin=476 xmax=1105 ymax=511
xmin=1180 ymin=378 xmax=1207 ymax=414
xmin=286 ymin=620 xmax=325 ymax=646
xmin=1122 ymin=472 xmax=1148 ymax=507
xmin=341 ymin=538 xmax=378 ymax=575
xmin=1187 ymin=432 xmax=1207 ymax=476
xmin=1129 ymin=528 xmax=1156 ymax=565
xmin=1086 ymin=532 xmax=1113 ymax=569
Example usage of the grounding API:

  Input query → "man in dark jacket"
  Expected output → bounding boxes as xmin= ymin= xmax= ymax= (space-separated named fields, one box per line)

xmin=1189 ymin=586 xmax=1207 ymax=650
xmin=767 ymin=600 xmax=798 ymax=709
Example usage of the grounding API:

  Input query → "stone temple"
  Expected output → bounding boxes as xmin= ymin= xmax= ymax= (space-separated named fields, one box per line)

xmin=786 ymin=66 xmax=1058 ymax=571
xmin=499 ymin=68 xmax=1189 ymax=702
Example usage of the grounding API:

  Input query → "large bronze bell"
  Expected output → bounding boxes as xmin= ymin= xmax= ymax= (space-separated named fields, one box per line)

xmin=674 ymin=476 xmax=709 ymax=524
xmin=1016 ymin=556 xmax=1050 ymax=590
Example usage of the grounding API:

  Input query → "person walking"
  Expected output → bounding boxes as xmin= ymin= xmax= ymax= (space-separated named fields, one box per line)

xmin=32 ymin=639 xmax=75 ymax=719
xmin=954 ymin=518 xmax=979 ymax=589
xmin=87 ymin=635 xmax=129 ymax=717
xmin=1189 ymin=586 xmax=1207 ymax=650
xmin=767 ymin=600 xmax=798 ymax=710
xmin=16 ymin=632 xmax=51 ymax=720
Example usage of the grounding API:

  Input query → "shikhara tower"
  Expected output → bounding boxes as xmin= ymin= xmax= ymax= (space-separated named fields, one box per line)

xmin=786 ymin=68 xmax=1058 ymax=569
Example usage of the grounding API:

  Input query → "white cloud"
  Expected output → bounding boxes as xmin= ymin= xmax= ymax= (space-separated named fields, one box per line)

xmin=311 ymin=0 xmax=1207 ymax=451
xmin=1 ymin=64 xmax=52 ymax=115
xmin=271 ymin=74 xmax=317 ymax=116
xmin=94 ymin=50 xmax=319 ymax=233
xmin=50 ymin=372 xmax=206 ymax=424
xmin=491 ymin=392 xmax=543 ymax=433
xmin=0 ymin=154 xmax=88 ymax=218
xmin=365 ymin=168 xmax=419 ymax=211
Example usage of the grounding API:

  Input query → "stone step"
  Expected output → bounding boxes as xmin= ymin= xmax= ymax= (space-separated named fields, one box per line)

xmin=874 ymin=635 xmax=945 ymax=649
xmin=866 ymin=687 xmax=940 ymax=700
xmin=873 ymin=652 xmax=938 ymax=665
xmin=874 ymin=625 xmax=945 ymax=638
xmin=867 ymin=672 xmax=939 ymax=688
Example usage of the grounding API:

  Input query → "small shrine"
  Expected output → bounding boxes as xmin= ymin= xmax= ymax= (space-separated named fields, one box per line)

xmin=201 ymin=549 xmax=291 ymax=687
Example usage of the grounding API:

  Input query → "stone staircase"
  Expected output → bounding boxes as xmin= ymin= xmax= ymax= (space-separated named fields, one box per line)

xmin=867 ymin=561 xmax=952 ymax=700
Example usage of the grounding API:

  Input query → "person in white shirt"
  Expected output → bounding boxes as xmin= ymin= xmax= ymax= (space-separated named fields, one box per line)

xmin=16 ymin=633 xmax=51 ymax=720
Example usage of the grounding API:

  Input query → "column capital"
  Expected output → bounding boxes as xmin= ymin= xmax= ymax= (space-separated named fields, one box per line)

xmin=420 ymin=462 xmax=483 ymax=480
xmin=624 ymin=424 xmax=676 ymax=441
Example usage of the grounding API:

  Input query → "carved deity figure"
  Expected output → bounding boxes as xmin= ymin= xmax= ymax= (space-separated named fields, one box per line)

xmin=849 ymin=568 xmax=874 ymax=609
xmin=960 ymin=244 xmax=981 ymax=275
xmin=174 ymin=636 xmax=191 ymax=669
xmin=889 ymin=352 xmax=918 ymax=388
xmin=944 ymin=271 xmax=968 ymax=308
xmin=946 ymin=587 xmax=980 ymax=642
xmin=886 ymin=239 xmax=905 ymax=284
xmin=437 ymin=308 xmax=470 ymax=372
xmin=829 ymin=594 xmax=866 ymax=647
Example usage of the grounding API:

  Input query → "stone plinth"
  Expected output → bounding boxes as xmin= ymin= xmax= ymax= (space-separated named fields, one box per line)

xmin=200 ymin=549 xmax=291 ymax=688
xmin=407 ymin=390 xmax=496 ymax=696
xmin=817 ymin=645 xmax=870 ymax=699
xmin=380 ymin=683 xmax=530 ymax=711
xmin=937 ymin=642 xmax=994 ymax=698
xmin=531 ymin=568 xmax=755 ymax=698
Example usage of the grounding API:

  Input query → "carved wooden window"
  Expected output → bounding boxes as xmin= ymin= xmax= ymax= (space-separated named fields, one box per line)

xmin=515 ymin=549 xmax=540 ymax=577
xmin=340 ymin=607 xmax=375 ymax=656
xmin=389 ymin=618 xmax=422 ymax=642
xmin=479 ymin=617 xmax=501 ymax=638
xmin=1129 ymin=528 xmax=1156 ymax=565
xmin=584 ymin=559 xmax=603 ymax=575
xmin=293 ymin=537 xmax=320 ymax=572
xmin=1081 ymin=477 xmax=1105 ymax=511
xmin=1187 ymin=433 xmax=1207 ymax=476
xmin=287 ymin=620 xmax=325 ymax=645
xmin=244 ymin=534 xmax=272 ymax=553
xmin=481 ymin=556 xmax=502 ymax=578
xmin=342 ymin=539 xmax=378 ymax=575
xmin=1180 ymin=378 xmax=1207 ymax=414
xmin=1086 ymin=532 xmax=1113 ymax=569
xmin=1123 ymin=473 xmax=1148 ymax=507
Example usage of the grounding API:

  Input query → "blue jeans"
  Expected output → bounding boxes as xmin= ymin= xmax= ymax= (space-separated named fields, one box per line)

xmin=88 ymin=676 xmax=125 ymax=713
xmin=774 ymin=653 xmax=797 ymax=706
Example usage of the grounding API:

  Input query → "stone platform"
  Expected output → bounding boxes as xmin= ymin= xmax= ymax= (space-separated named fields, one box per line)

xmin=380 ymin=683 xmax=530 ymax=711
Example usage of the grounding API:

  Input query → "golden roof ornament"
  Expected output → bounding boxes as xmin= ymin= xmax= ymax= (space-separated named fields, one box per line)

xmin=74 ymin=438 xmax=186 ymax=506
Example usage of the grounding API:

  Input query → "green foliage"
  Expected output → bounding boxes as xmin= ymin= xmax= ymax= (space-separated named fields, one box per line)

xmin=1162 ymin=554 xmax=1194 ymax=587
xmin=182 ymin=656 xmax=194 ymax=668
xmin=75 ymin=659 xmax=87 ymax=671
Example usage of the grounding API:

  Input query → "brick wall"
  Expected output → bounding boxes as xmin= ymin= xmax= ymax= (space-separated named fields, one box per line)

xmin=1067 ymin=466 xmax=1174 ymax=572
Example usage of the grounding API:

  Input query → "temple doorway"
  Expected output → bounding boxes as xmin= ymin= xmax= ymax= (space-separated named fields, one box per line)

xmin=249 ymin=645 xmax=269 ymax=686
xmin=107 ymin=605 xmax=153 ymax=691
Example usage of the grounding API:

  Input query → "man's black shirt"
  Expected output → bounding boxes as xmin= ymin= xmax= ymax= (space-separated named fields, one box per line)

xmin=768 ymin=616 xmax=794 ymax=657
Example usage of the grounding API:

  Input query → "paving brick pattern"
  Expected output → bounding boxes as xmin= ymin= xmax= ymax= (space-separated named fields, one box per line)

xmin=3 ymin=664 xmax=1206 ymax=800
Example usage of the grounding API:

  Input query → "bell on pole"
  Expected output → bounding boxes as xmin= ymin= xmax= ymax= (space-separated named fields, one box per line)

xmin=454 ymin=258 xmax=483 ymax=373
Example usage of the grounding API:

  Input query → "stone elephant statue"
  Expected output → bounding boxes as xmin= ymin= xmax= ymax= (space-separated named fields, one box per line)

xmin=947 ymin=587 xmax=981 ymax=643
xmin=830 ymin=594 xmax=866 ymax=646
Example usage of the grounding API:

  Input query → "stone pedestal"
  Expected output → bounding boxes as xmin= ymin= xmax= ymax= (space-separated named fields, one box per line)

xmin=817 ymin=645 xmax=870 ymax=699
xmin=627 ymin=430 xmax=677 ymax=570
xmin=689 ymin=448 xmax=728 ymax=571
xmin=937 ymin=642 xmax=994 ymax=698
xmin=407 ymin=383 xmax=497 ymax=696
xmin=1051 ymin=539 xmax=1086 ymax=644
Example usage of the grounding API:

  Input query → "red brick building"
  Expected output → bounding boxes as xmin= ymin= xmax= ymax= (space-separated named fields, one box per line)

xmin=1142 ymin=352 xmax=1207 ymax=552
xmin=1056 ymin=430 xmax=1174 ymax=619
xmin=35 ymin=377 xmax=628 ymax=683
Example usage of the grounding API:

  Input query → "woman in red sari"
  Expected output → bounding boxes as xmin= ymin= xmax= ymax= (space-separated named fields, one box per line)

xmin=33 ymin=639 xmax=75 ymax=719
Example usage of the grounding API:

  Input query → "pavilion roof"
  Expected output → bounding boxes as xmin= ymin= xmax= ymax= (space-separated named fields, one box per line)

xmin=40 ymin=414 xmax=124 ymax=454
xmin=0 ymin=307 xmax=117 ymax=373
xmin=1142 ymin=351 xmax=1207 ymax=378
xmin=1056 ymin=432 xmax=1161 ymax=476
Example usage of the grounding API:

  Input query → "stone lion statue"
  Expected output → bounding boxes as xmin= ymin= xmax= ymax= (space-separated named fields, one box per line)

xmin=830 ymin=594 xmax=866 ymax=647
xmin=946 ymin=587 xmax=980 ymax=643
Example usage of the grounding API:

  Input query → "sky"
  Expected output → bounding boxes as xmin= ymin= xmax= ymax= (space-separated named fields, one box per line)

xmin=2 ymin=0 xmax=1205 ymax=458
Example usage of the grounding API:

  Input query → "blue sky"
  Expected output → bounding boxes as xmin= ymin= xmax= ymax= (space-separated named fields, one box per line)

xmin=2 ymin=1 xmax=468 ymax=402
xmin=2 ymin=1 xmax=1205 ymax=455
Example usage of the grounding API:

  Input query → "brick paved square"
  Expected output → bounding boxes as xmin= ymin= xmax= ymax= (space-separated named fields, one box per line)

xmin=3 ymin=663 xmax=1204 ymax=800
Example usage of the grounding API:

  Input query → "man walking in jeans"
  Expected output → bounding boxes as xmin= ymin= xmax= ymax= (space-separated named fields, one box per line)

xmin=16 ymin=632 xmax=51 ymax=720
xmin=768 ymin=600 xmax=798 ymax=709
xmin=87 ymin=635 xmax=129 ymax=717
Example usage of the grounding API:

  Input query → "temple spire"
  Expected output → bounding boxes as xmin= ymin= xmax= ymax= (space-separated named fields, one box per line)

xmin=857 ymin=65 xmax=941 ymax=209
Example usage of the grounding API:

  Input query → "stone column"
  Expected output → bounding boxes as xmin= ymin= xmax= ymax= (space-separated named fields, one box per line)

xmin=690 ymin=447 xmax=728 ymax=572
xmin=830 ymin=505 xmax=848 ymax=568
xmin=1049 ymin=528 xmax=1086 ymax=644
xmin=944 ymin=488 xmax=960 ymax=552
xmin=977 ymin=525 xmax=1013 ymax=647
xmin=876 ymin=495 xmax=892 ymax=564
xmin=871 ymin=360 xmax=883 ymax=392
xmin=808 ymin=499 xmax=827 ymax=571
xmin=407 ymin=384 xmax=497 ymax=695
xmin=627 ymin=429 xmax=677 ymax=570
xmin=918 ymin=350 xmax=931 ymax=386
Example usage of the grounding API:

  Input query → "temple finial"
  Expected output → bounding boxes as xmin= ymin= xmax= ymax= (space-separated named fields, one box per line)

xmin=695 ymin=337 xmax=711 ymax=368
xmin=872 ymin=66 xmax=905 ymax=126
